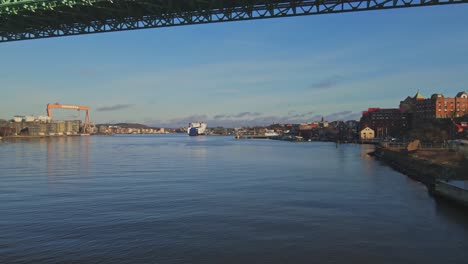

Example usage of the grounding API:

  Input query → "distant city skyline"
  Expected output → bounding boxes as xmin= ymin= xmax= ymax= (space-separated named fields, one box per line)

xmin=1 ymin=6 xmax=468 ymax=127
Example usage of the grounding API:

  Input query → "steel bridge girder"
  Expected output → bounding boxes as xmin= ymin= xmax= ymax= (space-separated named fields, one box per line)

xmin=1 ymin=0 xmax=468 ymax=42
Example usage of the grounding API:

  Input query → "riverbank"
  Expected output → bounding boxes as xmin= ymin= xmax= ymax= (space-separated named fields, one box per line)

xmin=1 ymin=134 xmax=90 ymax=139
xmin=236 ymin=134 xmax=382 ymax=145
xmin=371 ymin=145 xmax=468 ymax=206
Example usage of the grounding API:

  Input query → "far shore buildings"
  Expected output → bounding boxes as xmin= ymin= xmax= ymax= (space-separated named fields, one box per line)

xmin=1 ymin=116 xmax=168 ymax=136
xmin=8 ymin=115 xmax=81 ymax=136
xmin=97 ymin=125 xmax=166 ymax=134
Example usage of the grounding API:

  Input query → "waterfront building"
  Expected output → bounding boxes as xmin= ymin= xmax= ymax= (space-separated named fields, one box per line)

xmin=318 ymin=118 xmax=329 ymax=128
xmin=13 ymin=115 xmax=50 ymax=123
xmin=9 ymin=121 xmax=43 ymax=136
xmin=38 ymin=123 xmax=48 ymax=135
xmin=13 ymin=116 xmax=23 ymax=123
xmin=360 ymin=127 xmax=375 ymax=140
xmin=400 ymin=91 xmax=468 ymax=120
xmin=11 ymin=121 xmax=34 ymax=135
xmin=46 ymin=123 xmax=58 ymax=135
xmin=36 ymin=116 xmax=51 ymax=123
xmin=12 ymin=116 xmax=34 ymax=122
xmin=345 ymin=120 xmax=360 ymax=133
xmin=299 ymin=123 xmax=318 ymax=131
xmin=28 ymin=124 xmax=41 ymax=136
xmin=11 ymin=122 xmax=22 ymax=134
xmin=24 ymin=116 xmax=35 ymax=122
xmin=0 ymin=127 xmax=14 ymax=137
xmin=6 ymin=113 xmax=84 ymax=136
xmin=56 ymin=121 xmax=66 ymax=135
xmin=65 ymin=120 xmax=81 ymax=134
xmin=360 ymin=108 xmax=411 ymax=138
xmin=333 ymin=121 xmax=348 ymax=131
xmin=98 ymin=125 xmax=108 ymax=134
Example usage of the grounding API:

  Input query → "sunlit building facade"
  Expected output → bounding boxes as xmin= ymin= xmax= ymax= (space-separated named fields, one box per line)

xmin=400 ymin=91 xmax=468 ymax=120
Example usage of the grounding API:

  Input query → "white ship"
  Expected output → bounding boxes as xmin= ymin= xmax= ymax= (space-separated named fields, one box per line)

xmin=264 ymin=130 xmax=279 ymax=137
xmin=187 ymin=122 xmax=207 ymax=136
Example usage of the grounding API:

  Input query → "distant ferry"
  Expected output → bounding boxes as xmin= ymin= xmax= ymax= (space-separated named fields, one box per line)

xmin=187 ymin=122 xmax=207 ymax=136
xmin=264 ymin=130 xmax=279 ymax=137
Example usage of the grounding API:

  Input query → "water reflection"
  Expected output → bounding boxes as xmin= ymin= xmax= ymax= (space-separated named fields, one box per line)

xmin=359 ymin=144 xmax=376 ymax=175
xmin=360 ymin=144 xmax=375 ymax=159
xmin=434 ymin=198 xmax=468 ymax=230
xmin=186 ymin=136 xmax=209 ymax=159
xmin=46 ymin=136 xmax=90 ymax=177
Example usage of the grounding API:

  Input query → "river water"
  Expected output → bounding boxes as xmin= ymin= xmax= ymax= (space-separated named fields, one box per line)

xmin=0 ymin=135 xmax=467 ymax=263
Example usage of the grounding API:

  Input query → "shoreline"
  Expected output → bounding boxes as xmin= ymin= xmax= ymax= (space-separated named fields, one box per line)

xmin=370 ymin=145 xmax=468 ymax=207
xmin=1 ymin=134 xmax=86 ymax=139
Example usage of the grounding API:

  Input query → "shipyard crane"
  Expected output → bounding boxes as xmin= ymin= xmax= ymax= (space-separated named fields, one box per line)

xmin=46 ymin=103 xmax=91 ymax=134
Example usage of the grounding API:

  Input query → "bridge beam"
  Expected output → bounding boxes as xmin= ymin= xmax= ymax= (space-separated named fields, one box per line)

xmin=1 ymin=0 xmax=467 ymax=43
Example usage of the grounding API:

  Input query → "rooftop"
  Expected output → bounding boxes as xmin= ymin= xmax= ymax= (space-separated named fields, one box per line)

xmin=414 ymin=90 xmax=425 ymax=100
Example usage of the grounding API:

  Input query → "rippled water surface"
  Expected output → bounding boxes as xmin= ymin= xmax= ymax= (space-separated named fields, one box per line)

xmin=1 ymin=135 xmax=467 ymax=263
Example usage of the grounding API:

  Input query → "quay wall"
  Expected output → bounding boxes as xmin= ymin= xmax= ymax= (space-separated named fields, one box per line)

xmin=373 ymin=148 xmax=438 ymax=186
xmin=371 ymin=147 xmax=466 ymax=188
xmin=434 ymin=181 xmax=468 ymax=206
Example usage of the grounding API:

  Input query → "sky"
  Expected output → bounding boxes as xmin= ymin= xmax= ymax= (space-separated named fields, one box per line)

xmin=1 ymin=5 xmax=468 ymax=127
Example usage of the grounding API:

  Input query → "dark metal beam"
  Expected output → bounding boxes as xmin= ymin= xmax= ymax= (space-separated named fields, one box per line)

xmin=1 ymin=0 xmax=467 ymax=43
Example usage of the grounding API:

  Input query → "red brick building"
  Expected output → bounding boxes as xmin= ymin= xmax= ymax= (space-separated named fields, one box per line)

xmin=400 ymin=91 xmax=468 ymax=120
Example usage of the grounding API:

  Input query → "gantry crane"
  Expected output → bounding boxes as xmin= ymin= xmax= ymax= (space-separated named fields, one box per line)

xmin=46 ymin=103 xmax=90 ymax=133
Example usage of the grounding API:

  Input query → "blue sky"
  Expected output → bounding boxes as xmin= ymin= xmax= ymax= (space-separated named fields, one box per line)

xmin=1 ymin=5 xmax=468 ymax=127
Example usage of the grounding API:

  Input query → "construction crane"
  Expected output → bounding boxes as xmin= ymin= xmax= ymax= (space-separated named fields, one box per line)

xmin=46 ymin=103 xmax=90 ymax=133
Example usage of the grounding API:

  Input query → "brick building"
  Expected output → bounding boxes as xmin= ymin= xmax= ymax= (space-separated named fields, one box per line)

xmin=400 ymin=91 xmax=468 ymax=120
xmin=359 ymin=108 xmax=411 ymax=138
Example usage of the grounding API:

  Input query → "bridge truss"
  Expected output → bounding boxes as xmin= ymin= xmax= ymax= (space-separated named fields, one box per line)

xmin=1 ymin=0 xmax=467 ymax=43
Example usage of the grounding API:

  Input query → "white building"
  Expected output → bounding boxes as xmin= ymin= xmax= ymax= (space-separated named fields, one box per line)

xmin=13 ymin=116 xmax=24 ymax=122
xmin=36 ymin=116 xmax=51 ymax=123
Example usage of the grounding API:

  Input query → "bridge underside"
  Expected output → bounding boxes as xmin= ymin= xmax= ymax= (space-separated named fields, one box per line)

xmin=0 ymin=0 xmax=467 ymax=43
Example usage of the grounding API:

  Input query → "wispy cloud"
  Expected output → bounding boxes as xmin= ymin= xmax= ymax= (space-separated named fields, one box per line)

xmin=155 ymin=114 xmax=208 ymax=127
xmin=149 ymin=110 xmax=359 ymax=128
xmin=97 ymin=104 xmax=134 ymax=112
xmin=310 ymin=75 xmax=342 ymax=90
xmin=233 ymin=112 xmax=262 ymax=118
xmin=287 ymin=111 xmax=315 ymax=119
xmin=213 ymin=114 xmax=228 ymax=119
xmin=213 ymin=112 xmax=262 ymax=119
xmin=324 ymin=111 xmax=360 ymax=121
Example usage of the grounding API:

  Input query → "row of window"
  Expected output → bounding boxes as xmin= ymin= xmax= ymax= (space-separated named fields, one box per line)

xmin=437 ymin=108 xmax=466 ymax=112
xmin=438 ymin=103 xmax=466 ymax=106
